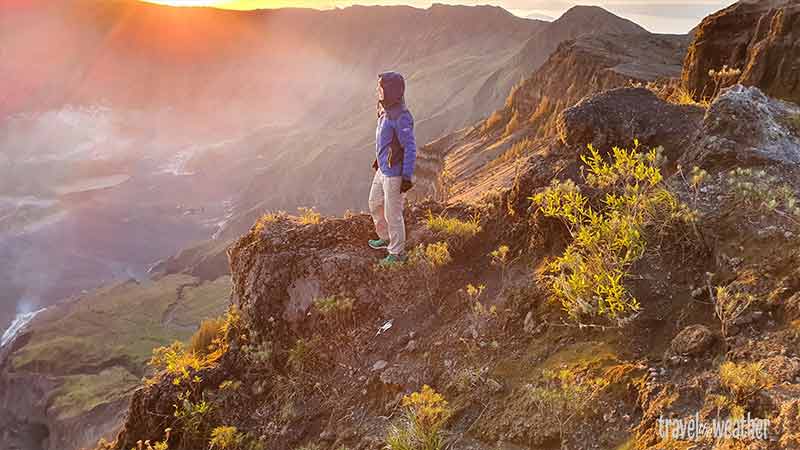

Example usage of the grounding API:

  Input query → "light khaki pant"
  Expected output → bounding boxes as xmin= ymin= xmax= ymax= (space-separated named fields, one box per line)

xmin=368 ymin=170 xmax=406 ymax=255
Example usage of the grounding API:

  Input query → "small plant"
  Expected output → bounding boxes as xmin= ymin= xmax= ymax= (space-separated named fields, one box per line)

xmin=713 ymin=285 xmax=756 ymax=338
xmin=287 ymin=337 xmax=321 ymax=374
xmin=719 ymin=361 xmax=773 ymax=404
xmin=297 ymin=207 xmax=321 ymax=225
xmin=209 ymin=426 xmax=244 ymax=450
xmin=150 ymin=306 xmax=239 ymax=385
xmin=386 ymin=385 xmax=451 ymax=450
xmin=438 ymin=168 xmax=455 ymax=202
xmin=723 ymin=167 xmax=800 ymax=225
xmin=425 ymin=211 xmax=481 ymax=239
xmin=489 ymin=244 xmax=512 ymax=292
xmin=313 ymin=294 xmax=355 ymax=329
xmin=708 ymin=65 xmax=742 ymax=99
xmin=190 ymin=317 xmax=225 ymax=356
xmin=313 ymin=295 xmax=354 ymax=317
xmin=527 ymin=369 xmax=608 ymax=446
xmin=410 ymin=241 xmax=452 ymax=269
xmin=131 ymin=429 xmax=171 ymax=450
xmin=174 ymin=392 xmax=213 ymax=446
xmin=254 ymin=211 xmax=285 ymax=234
xmin=532 ymin=142 xmax=682 ymax=322
xmin=149 ymin=342 xmax=207 ymax=386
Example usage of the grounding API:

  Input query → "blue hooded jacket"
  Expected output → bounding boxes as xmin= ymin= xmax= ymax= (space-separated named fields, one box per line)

xmin=376 ymin=72 xmax=417 ymax=180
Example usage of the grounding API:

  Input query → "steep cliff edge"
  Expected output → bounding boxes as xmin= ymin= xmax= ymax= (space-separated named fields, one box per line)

xmin=106 ymin=82 xmax=800 ymax=450
xmin=683 ymin=0 xmax=800 ymax=103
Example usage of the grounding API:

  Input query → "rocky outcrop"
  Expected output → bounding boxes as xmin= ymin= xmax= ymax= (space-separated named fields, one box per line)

xmin=683 ymin=0 xmax=800 ymax=103
xmin=557 ymin=87 xmax=705 ymax=161
xmin=681 ymin=84 xmax=800 ymax=168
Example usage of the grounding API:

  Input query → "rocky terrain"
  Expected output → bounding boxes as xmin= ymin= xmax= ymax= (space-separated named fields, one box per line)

xmin=95 ymin=1 xmax=800 ymax=449
xmin=5 ymin=1 xmax=800 ymax=450
xmin=0 ymin=0 xmax=543 ymax=343
xmin=683 ymin=0 xmax=800 ymax=104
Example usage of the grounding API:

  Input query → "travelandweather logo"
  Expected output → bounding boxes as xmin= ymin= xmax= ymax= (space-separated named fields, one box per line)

xmin=658 ymin=413 xmax=769 ymax=441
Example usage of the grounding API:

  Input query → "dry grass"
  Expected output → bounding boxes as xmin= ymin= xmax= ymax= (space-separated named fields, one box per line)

xmin=254 ymin=211 xmax=286 ymax=233
xmin=425 ymin=211 xmax=481 ymax=239
xmin=297 ymin=207 xmax=321 ymax=225
xmin=483 ymin=110 xmax=505 ymax=133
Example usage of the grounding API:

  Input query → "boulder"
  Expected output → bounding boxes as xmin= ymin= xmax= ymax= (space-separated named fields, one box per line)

xmin=670 ymin=324 xmax=715 ymax=356
xmin=557 ymin=87 xmax=704 ymax=160
xmin=683 ymin=0 xmax=800 ymax=104
xmin=680 ymin=84 xmax=800 ymax=168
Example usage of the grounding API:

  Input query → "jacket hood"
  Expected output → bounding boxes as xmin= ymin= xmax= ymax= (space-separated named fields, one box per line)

xmin=378 ymin=72 xmax=405 ymax=109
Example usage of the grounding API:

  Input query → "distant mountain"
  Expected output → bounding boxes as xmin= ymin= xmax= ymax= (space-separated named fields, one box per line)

xmin=525 ymin=11 xmax=554 ymax=21
xmin=0 ymin=0 xmax=543 ymax=346
xmin=473 ymin=5 xmax=650 ymax=117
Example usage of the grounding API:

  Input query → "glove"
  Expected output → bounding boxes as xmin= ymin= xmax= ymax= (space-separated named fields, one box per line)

xmin=372 ymin=159 xmax=379 ymax=171
xmin=401 ymin=179 xmax=413 ymax=193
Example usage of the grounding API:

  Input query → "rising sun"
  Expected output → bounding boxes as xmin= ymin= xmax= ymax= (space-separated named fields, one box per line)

xmin=142 ymin=0 xmax=335 ymax=9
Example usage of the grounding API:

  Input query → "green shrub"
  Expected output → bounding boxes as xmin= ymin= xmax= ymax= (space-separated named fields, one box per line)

xmin=409 ymin=241 xmax=452 ymax=268
xmin=386 ymin=385 xmax=451 ymax=450
xmin=532 ymin=142 xmax=681 ymax=322
xmin=209 ymin=426 xmax=244 ymax=450
xmin=174 ymin=392 xmax=213 ymax=446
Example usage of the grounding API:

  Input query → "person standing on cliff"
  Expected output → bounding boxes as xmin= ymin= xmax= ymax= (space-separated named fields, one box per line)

xmin=368 ymin=72 xmax=417 ymax=266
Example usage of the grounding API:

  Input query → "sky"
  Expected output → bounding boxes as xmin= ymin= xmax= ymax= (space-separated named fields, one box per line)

xmin=144 ymin=0 xmax=736 ymax=33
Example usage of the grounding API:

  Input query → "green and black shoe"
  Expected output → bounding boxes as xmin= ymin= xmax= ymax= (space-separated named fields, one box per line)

xmin=368 ymin=238 xmax=390 ymax=250
xmin=379 ymin=254 xmax=407 ymax=266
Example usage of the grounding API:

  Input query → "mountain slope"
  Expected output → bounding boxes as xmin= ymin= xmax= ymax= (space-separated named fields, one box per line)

xmin=415 ymin=31 xmax=689 ymax=203
xmin=472 ymin=5 xmax=649 ymax=118
xmin=0 ymin=0 xmax=543 ymax=334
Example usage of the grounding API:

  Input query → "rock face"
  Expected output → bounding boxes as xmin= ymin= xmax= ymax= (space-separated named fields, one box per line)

xmin=474 ymin=5 xmax=650 ymax=115
xmin=683 ymin=0 xmax=800 ymax=103
xmin=680 ymin=84 xmax=800 ymax=168
xmin=557 ymin=87 xmax=705 ymax=161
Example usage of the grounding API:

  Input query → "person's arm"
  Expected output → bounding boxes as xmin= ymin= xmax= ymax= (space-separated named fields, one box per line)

xmin=397 ymin=112 xmax=417 ymax=180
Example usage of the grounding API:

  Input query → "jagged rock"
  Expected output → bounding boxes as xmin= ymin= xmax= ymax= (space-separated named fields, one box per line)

xmin=227 ymin=215 xmax=421 ymax=339
xmin=670 ymin=324 xmax=715 ymax=356
xmin=557 ymin=87 xmax=704 ymax=160
xmin=683 ymin=0 xmax=800 ymax=104
xmin=682 ymin=85 xmax=800 ymax=168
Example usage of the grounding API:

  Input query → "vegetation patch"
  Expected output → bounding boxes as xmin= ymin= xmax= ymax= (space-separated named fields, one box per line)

xmin=386 ymin=385 xmax=451 ymax=450
xmin=532 ymin=142 xmax=685 ymax=323
xmin=425 ymin=212 xmax=481 ymax=239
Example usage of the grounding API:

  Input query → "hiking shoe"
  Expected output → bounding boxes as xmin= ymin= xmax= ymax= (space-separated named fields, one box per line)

xmin=379 ymin=254 xmax=407 ymax=266
xmin=368 ymin=238 xmax=390 ymax=250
